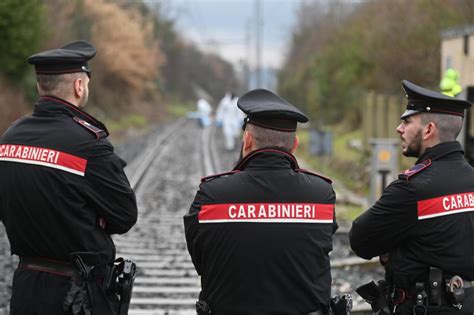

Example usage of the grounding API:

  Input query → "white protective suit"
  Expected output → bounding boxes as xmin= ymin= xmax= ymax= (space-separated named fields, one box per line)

xmin=197 ymin=98 xmax=212 ymax=127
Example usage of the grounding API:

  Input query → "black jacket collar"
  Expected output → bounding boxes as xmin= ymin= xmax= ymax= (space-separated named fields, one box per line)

xmin=233 ymin=147 xmax=299 ymax=171
xmin=416 ymin=141 xmax=464 ymax=164
xmin=33 ymin=96 xmax=109 ymax=135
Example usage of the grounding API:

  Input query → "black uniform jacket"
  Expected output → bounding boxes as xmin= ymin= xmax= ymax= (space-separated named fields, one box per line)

xmin=350 ymin=141 xmax=474 ymax=288
xmin=0 ymin=96 xmax=137 ymax=264
xmin=184 ymin=148 xmax=337 ymax=314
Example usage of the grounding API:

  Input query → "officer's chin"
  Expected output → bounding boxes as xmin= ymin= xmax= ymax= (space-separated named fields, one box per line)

xmin=401 ymin=147 xmax=412 ymax=157
xmin=402 ymin=148 xmax=420 ymax=158
xmin=400 ymin=144 xmax=407 ymax=155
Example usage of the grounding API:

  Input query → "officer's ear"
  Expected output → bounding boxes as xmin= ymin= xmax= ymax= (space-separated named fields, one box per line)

xmin=73 ymin=76 xmax=86 ymax=99
xmin=73 ymin=78 xmax=82 ymax=98
xmin=243 ymin=130 xmax=253 ymax=152
xmin=423 ymin=121 xmax=437 ymax=141
xmin=290 ymin=135 xmax=299 ymax=154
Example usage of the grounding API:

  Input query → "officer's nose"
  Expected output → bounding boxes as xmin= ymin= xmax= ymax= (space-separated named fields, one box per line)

xmin=396 ymin=122 xmax=403 ymax=135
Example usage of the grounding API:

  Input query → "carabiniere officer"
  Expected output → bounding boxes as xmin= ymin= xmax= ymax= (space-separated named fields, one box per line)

xmin=184 ymin=89 xmax=340 ymax=314
xmin=0 ymin=40 xmax=137 ymax=314
xmin=350 ymin=80 xmax=474 ymax=315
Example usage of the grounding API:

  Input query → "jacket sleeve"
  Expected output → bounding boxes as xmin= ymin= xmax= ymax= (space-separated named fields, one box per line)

xmin=83 ymin=146 xmax=137 ymax=235
xmin=331 ymin=188 xmax=338 ymax=234
xmin=184 ymin=185 xmax=212 ymax=275
xmin=349 ymin=180 xmax=418 ymax=259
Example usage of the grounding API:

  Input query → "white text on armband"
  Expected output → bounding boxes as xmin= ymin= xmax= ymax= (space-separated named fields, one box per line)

xmin=199 ymin=202 xmax=335 ymax=223
xmin=0 ymin=144 xmax=87 ymax=176
xmin=418 ymin=192 xmax=474 ymax=219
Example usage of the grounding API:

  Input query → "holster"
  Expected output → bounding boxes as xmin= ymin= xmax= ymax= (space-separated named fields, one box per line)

xmin=428 ymin=267 xmax=442 ymax=307
xmin=63 ymin=253 xmax=97 ymax=315
xmin=356 ymin=280 xmax=391 ymax=315
xmin=104 ymin=257 xmax=137 ymax=315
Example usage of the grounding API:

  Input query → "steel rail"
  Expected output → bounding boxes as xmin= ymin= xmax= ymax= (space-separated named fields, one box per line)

xmin=118 ymin=119 xmax=220 ymax=314
xmin=128 ymin=117 xmax=187 ymax=190
xmin=200 ymin=124 xmax=220 ymax=176
xmin=208 ymin=124 xmax=223 ymax=173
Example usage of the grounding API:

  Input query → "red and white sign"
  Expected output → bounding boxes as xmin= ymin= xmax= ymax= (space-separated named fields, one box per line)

xmin=199 ymin=202 xmax=334 ymax=223
xmin=0 ymin=144 xmax=87 ymax=176
xmin=418 ymin=192 xmax=474 ymax=220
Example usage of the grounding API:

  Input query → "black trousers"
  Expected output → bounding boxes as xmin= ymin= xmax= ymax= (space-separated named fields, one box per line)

xmin=9 ymin=268 xmax=119 ymax=315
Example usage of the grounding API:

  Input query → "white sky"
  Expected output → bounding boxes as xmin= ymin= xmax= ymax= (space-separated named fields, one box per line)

xmin=158 ymin=0 xmax=302 ymax=70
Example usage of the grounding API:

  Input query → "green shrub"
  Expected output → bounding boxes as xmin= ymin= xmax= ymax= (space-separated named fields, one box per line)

xmin=0 ymin=0 xmax=45 ymax=81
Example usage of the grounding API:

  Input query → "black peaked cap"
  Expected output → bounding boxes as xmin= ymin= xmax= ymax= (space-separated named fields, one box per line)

xmin=401 ymin=80 xmax=472 ymax=119
xmin=27 ymin=40 xmax=96 ymax=76
xmin=238 ymin=89 xmax=308 ymax=132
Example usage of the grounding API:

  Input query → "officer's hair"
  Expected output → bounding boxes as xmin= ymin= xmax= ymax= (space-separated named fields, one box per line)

xmin=36 ymin=73 xmax=83 ymax=98
xmin=420 ymin=113 xmax=463 ymax=141
xmin=247 ymin=123 xmax=295 ymax=151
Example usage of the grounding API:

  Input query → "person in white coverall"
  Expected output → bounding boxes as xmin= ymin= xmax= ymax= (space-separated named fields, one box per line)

xmin=216 ymin=93 xmax=244 ymax=151
xmin=197 ymin=98 xmax=212 ymax=128
xmin=215 ymin=92 xmax=231 ymax=128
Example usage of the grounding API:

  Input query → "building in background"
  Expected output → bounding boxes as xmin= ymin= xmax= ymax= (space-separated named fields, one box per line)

xmin=441 ymin=25 xmax=474 ymax=164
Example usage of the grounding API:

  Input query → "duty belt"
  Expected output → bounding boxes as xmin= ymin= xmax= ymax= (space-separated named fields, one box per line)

xmin=19 ymin=256 xmax=75 ymax=277
xmin=392 ymin=271 xmax=474 ymax=315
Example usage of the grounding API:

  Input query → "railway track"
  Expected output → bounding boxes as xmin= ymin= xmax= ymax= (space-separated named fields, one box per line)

xmin=332 ymin=229 xmax=380 ymax=314
xmin=115 ymin=119 xmax=217 ymax=314
xmin=113 ymin=118 xmax=378 ymax=314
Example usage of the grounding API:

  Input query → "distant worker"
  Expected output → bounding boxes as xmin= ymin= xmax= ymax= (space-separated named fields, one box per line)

xmin=351 ymin=80 xmax=474 ymax=314
xmin=440 ymin=68 xmax=462 ymax=97
xmin=215 ymin=92 xmax=232 ymax=128
xmin=229 ymin=93 xmax=246 ymax=145
xmin=0 ymin=40 xmax=138 ymax=314
xmin=215 ymin=92 xmax=244 ymax=151
xmin=185 ymin=89 xmax=350 ymax=314
xmin=197 ymin=98 xmax=212 ymax=128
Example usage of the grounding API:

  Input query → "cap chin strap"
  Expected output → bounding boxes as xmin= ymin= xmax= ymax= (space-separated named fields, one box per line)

xmin=242 ymin=117 xmax=297 ymax=132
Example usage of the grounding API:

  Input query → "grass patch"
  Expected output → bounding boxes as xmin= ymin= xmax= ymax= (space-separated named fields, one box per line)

xmin=105 ymin=101 xmax=196 ymax=143
xmin=297 ymin=127 xmax=369 ymax=196
xmin=333 ymin=129 xmax=363 ymax=161
xmin=107 ymin=113 xmax=148 ymax=133
xmin=166 ymin=101 xmax=195 ymax=118
xmin=337 ymin=204 xmax=365 ymax=223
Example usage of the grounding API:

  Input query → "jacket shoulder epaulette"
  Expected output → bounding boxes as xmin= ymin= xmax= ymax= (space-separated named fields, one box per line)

xmin=72 ymin=117 xmax=107 ymax=140
xmin=296 ymin=168 xmax=332 ymax=184
xmin=201 ymin=170 xmax=239 ymax=183
xmin=398 ymin=159 xmax=432 ymax=181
